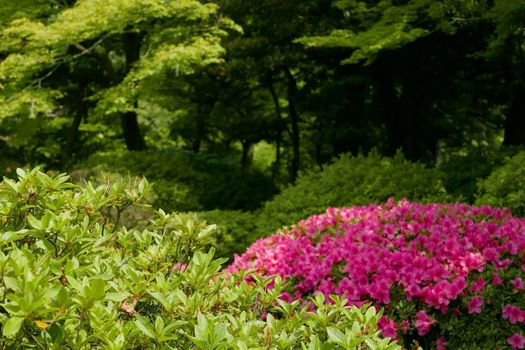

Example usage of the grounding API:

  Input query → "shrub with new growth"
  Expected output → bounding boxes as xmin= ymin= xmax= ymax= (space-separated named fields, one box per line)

xmin=0 ymin=169 xmax=399 ymax=349
xmin=230 ymin=200 xmax=525 ymax=349
xmin=477 ymin=151 xmax=525 ymax=217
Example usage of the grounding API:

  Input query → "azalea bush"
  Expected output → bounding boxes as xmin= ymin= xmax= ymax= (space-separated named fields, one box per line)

xmin=230 ymin=200 xmax=525 ymax=349
xmin=0 ymin=168 xmax=398 ymax=349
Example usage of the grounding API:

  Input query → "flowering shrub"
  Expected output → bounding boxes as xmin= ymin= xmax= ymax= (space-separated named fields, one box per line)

xmin=230 ymin=200 xmax=525 ymax=349
xmin=0 ymin=169 xmax=398 ymax=349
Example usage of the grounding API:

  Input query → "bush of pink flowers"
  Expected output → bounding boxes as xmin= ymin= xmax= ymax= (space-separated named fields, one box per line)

xmin=229 ymin=199 xmax=525 ymax=349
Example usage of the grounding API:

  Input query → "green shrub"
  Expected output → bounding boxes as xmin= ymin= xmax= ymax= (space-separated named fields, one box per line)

xmin=256 ymin=151 xmax=448 ymax=234
xmin=75 ymin=149 xmax=276 ymax=212
xmin=438 ymin=147 xmax=516 ymax=203
xmin=0 ymin=168 xmax=399 ymax=349
xmin=196 ymin=210 xmax=257 ymax=259
xmin=201 ymin=152 xmax=448 ymax=259
xmin=476 ymin=150 xmax=525 ymax=216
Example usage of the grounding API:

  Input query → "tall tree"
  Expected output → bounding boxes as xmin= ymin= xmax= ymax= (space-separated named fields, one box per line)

xmin=0 ymin=0 xmax=235 ymax=163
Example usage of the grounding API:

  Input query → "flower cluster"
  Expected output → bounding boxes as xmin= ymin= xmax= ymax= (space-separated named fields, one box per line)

xmin=229 ymin=200 xmax=525 ymax=348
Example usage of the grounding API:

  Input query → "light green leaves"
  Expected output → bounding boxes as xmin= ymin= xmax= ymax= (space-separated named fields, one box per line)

xmin=189 ymin=313 xmax=230 ymax=349
xmin=2 ymin=316 xmax=24 ymax=337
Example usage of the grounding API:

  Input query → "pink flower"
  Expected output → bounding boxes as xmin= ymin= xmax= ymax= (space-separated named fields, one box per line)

xmin=467 ymin=296 xmax=483 ymax=314
xmin=171 ymin=262 xmax=188 ymax=272
xmin=492 ymin=273 xmax=503 ymax=286
xmin=228 ymin=201 xmax=525 ymax=346
xmin=470 ymin=277 xmax=486 ymax=293
xmin=378 ymin=316 xmax=397 ymax=340
xmin=507 ymin=333 xmax=525 ymax=349
xmin=436 ymin=337 xmax=447 ymax=350
xmin=279 ymin=292 xmax=293 ymax=303
xmin=401 ymin=320 xmax=410 ymax=334
xmin=414 ymin=310 xmax=433 ymax=336
xmin=511 ymin=277 xmax=524 ymax=290
xmin=502 ymin=304 xmax=525 ymax=324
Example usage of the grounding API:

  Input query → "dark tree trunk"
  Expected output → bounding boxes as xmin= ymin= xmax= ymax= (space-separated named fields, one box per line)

xmin=375 ymin=60 xmax=427 ymax=161
xmin=192 ymin=106 xmax=205 ymax=153
xmin=268 ymin=80 xmax=283 ymax=179
xmin=62 ymin=84 xmax=87 ymax=165
xmin=375 ymin=65 xmax=403 ymax=157
xmin=504 ymin=83 xmax=525 ymax=146
xmin=241 ymin=141 xmax=254 ymax=169
xmin=121 ymin=32 xmax=146 ymax=151
xmin=284 ymin=68 xmax=300 ymax=182
xmin=398 ymin=78 xmax=421 ymax=161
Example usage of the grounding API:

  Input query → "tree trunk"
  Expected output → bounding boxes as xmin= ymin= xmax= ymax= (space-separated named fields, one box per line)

xmin=504 ymin=83 xmax=525 ymax=146
xmin=121 ymin=32 xmax=146 ymax=151
xmin=375 ymin=65 xmax=403 ymax=157
xmin=192 ymin=105 xmax=206 ymax=153
xmin=375 ymin=61 xmax=426 ymax=161
xmin=268 ymin=80 xmax=282 ymax=180
xmin=241 ymin=141 xmax=254 ymax=169
xmin=284 ymin=68 xmax=300 ymax=182
xmin=62 ymin=84 xmax=87 ymax=166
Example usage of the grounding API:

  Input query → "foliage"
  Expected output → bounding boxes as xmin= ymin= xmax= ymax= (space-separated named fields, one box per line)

xmin=196 ymin=210 xmax=257 ymax=260
xmin=477 ymin=151 xmax=525 ymax=217
xmin=230 ymin=200 xmax=525 ymax=349
xmin=199 ymin=153 xmax=447 ymax=260
xmin=257 ymin=152 xmax=447 ymax=234
xmin=0 ymin=168 xmax=400 ymax=349
xmin=438 ymin=147 xmax=517 ymax=203
xmin=75 ymin=149 xmax=277 ymax=212
xmin=0 ymin=0 xmax=236 ymax=163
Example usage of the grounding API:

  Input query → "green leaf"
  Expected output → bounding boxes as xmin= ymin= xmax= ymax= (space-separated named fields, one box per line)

xmin=3 ymin=317 xmax=24 ymax=337
xmin=326 ymin=327 xmax=345 ymax=346
xmin=135 ymin=317 xmax=156 ymax=339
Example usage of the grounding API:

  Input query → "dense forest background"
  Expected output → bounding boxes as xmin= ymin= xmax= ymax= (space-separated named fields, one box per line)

xmin=1 ymin=0 xmax=525 ymax=258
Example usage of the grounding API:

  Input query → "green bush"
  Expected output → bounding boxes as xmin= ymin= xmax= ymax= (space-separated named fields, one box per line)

xmin=256 ymin=152 xmax=448 ymax=234
xmin=201 ymin=152 xmax=448 ymax=259
xmin=476 ymin=151 xmax=525 ymax=216
xmin=75 ymin=149 xmax=277 ymax=212
xmin=196 ymin=210 xmax=257 ymax=259
xmin=0 ymin=168 xmax=399 ymax=349
xmin=438 ymin=147 xmax=516 ymax=203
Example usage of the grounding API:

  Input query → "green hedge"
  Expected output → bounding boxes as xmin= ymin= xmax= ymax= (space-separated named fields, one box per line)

xmin=476 ymin=150 xmax=525 ymax=216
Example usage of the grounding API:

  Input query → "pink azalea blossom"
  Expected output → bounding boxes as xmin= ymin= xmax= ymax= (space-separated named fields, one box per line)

xmin=470 ymin=277 xmax=486 ymax=294
xmin=414 ymin=310 xmax=433 ymax=336
xmin=228 ymin=201 xmax=525 ymax=346
xmin=507 ymin=333 xmax=525 ymax=349
xmin=171 ymin=262 xmax=187 ymax=272
xmin=467 ymin=296 xmax=483 ymax=314
xmin=511 ymin=277 xmax=524 ymax=290
xmin=401 ymin=320 xmax=410 ymax=334
xmin=492 ymin=273 xmax=503 ymax=286
xmin=378 ymin=316 xmax=397 ymax=340
xmin=502 ymin=304 xmax=525 ymax=324
xmin=436 ymin=337 xmax=447 ymax=350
